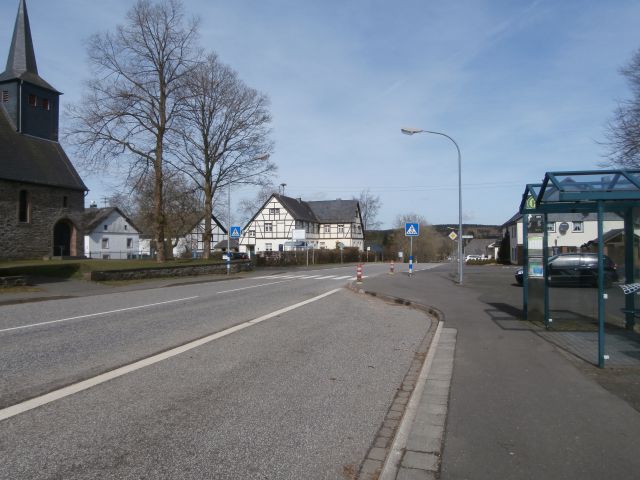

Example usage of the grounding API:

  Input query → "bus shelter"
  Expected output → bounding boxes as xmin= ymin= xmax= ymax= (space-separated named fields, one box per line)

xmin=520 ymin=169 xmax=640 ymax=368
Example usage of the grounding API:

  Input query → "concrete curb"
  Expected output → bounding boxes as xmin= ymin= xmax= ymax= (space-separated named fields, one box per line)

xmin=346 ymin=285 xmax=451 ymax=480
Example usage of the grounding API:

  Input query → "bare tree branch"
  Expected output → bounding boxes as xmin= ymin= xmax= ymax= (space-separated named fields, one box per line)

xmin=604 ymin=48 xmax=640 ymax=168
xmin=172 ymin=53 xmax=275 ymax=257
xmin=65 ymin=0 xmax=201 ymax=262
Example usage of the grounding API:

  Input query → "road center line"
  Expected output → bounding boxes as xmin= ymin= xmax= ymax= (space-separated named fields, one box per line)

xmin=0 ymin=288 xmax=342 ymax=422
xmin=0 ymin=296 xmax=200 ymax=334
xmin=216 ymin=280 xmax=291 ymax=294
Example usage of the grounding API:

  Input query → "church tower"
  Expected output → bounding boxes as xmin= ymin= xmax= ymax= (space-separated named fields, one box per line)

xmin=0 ymin=0 xmax=61 ymax=141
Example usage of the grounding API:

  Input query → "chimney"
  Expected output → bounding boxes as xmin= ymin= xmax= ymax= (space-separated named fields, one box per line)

xmin=89 ymin=200 xmax=98 ymax=208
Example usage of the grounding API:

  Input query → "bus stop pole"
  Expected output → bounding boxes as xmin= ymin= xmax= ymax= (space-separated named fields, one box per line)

xmin=597 ymin=201 xmax=606 ymax=368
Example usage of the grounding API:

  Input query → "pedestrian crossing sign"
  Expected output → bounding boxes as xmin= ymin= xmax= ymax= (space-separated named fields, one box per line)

xmin=230 ymin=226 xmax=241 ymax=238
xmin=405 ymin=222 xmax=419 ymax=237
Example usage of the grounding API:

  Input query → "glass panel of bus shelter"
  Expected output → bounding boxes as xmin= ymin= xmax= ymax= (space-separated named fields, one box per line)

xmin=545 ymin=213 xmax=600 ymax=340
xmin=601 ymin=208 xmax=640 ymax=366
xmin=553 ymin=173 xmax=639 ymax=193
xmin=526 ymin=214 xmax=545 ymax=322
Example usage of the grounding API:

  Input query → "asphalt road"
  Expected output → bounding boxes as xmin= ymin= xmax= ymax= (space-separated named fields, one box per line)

xmin=0 ymin=263 xmax=435 ymax=479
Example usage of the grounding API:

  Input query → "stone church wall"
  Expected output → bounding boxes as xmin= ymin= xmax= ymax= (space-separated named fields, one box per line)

xmin=0 ymin=180 xmax=85 ymax=260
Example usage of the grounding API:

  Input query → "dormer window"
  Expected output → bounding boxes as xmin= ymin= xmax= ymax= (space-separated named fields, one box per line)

xmin=42 ymin=98 xmax=50 ymax=110
xmin=28 ymin=94 xmax=37 ymax=107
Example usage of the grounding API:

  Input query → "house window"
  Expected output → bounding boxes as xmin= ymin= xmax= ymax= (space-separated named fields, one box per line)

xmin=265 ymin=222 xmax=273 ymax=233
xmin=102 ymin=238 xmax=109 ymax=249
xmin=547 ymin=222 xmax=556 ymax=233
xmin=28 ymin=94 xmax=37 ymax=107
xmin=572 ymin=221 xmax=583 ymax=233
xmin=265 ymin=243 xmax=273 ymax=251
xmin=295 ymin=220 xmax=303 ymax=229
xmin=18 ymin=190 xmax=30 ymax=222
xmin=102 ymin=254 xmax=110 ymax=260
xmin=124 ymin=224 xmax=128 ymax=230
xmin=103 ymin=224 xmax=108 ymax=231
xmin=269 ymin=208 xmax=280 ymax=217
xmin=338 ymin=224 xmax=344 ymax=235
xmin=2 ymin=90 xmax=8 ymax=102
xmin=320 ymin=242 xmax=326 ymax=249
xmin=42 ymin=98 xmax=50 ymax=110
xmin=323 ymin=225 xmax=330 ymax=234
xmin=249 ymin=230 xmax=255 ymax=237
xmin=62 ymin=196 xmax=68 ymax=208
xmin=127 ymin=238 xmax=133 ymax=248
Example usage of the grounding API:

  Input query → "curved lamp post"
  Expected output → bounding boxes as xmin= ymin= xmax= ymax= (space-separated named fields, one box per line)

xmin=401 ymin=127 xmax=463 ymax=285
xmin=226 ymin=153 xmax=271 ymax=275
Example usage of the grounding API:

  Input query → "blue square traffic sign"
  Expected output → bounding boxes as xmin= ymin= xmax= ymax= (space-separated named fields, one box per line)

xmin=405 ymin=222 xmax=419 ymax=237
xmin=230 ymin=226 xmax=242 ymax=238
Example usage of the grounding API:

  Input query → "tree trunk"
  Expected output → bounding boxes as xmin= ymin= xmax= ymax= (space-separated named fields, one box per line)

xmin=154 ymin=149 xmax=166 ymax=263
xmin=203 ymin=183 xmax=213 ymax=259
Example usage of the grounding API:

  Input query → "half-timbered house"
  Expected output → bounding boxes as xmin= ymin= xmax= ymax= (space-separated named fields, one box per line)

xmin=173 ymin=215 xmax=228 ymax=258
xmin=239 ymin=194 xmax=364 ymax=255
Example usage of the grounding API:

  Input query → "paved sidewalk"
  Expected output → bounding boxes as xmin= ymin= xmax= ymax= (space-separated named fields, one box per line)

xmin=360 ymin=266 xmax=640 ymax=480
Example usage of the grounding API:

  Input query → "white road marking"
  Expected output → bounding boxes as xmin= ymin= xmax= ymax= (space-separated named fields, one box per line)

xmin=333 ymin=275 xmax=352 ymax=280
xmin=215 ymin=280 xmax=291 ymax=294
xmin=314 ymin=275 xmax=337 ymax=279
xmin=0 ymin=288 xmax=342 ymax=422
xmin=0 ymin=297 xmax=200 ymax=334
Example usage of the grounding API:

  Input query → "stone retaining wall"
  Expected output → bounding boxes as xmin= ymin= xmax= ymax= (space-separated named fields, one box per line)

xmin=91 ymin=261 xmax=252 ymax=281
xmin=0 ymin=275 xmax=28 ymax=288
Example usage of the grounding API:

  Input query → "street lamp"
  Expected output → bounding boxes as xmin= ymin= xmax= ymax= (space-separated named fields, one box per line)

xmin=226 ymin=153 xmax=271 ymax=275
xmin=401 ymin=127 xmax=464 ymax=285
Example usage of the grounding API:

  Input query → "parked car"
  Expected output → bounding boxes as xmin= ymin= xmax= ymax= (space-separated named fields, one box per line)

xmin=222 ymin=252 xmax=248 ymax=260
xmin=465 ymin=254 xmax=482 ymax=262
xmin=515 ymin=253 xmax=618 ymax=287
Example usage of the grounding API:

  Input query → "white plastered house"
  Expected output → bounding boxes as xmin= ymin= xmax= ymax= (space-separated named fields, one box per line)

xmin=502 ymin=212 xmax=625 ymax=265
xmin=82 ymin=207 xmax=141 ymax=259
xmin=239 ymin=194 xmax=364 ymax=255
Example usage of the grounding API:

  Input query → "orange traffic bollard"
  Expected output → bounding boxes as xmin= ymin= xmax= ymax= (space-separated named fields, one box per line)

xmin=389 ymin=261 xmax=395 ymax=274
xmin=356 ymin=263 xmax=363 ymax=283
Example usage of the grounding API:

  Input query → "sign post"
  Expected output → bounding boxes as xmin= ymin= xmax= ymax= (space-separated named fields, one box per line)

xmin=405 ymin=222 xmax=420 ymax=276
xmin=228 ymin=226 xmax=241 ymax=275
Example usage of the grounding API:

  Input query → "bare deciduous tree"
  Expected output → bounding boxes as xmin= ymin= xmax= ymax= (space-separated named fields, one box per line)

xmin=113 ymin=172 xmax=202 ymax=258
xmin=605 ymin=48 xmax=640 ymax=168
xmin=355 ymin=189 xmax=382 ymax=232
xmin=66 ymin=0 xmax=200 ymax=262
xmin=238 ymin=182 xmax=279 ymax=226
xmin=173 ymin=54 xmax=275 ymax=258
xmin=391 ymin=213 xmax=448 ymax=262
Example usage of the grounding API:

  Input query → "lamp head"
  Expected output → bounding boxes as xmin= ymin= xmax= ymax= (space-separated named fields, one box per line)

xmin=401 ymin=127 xmax=423 ymax=135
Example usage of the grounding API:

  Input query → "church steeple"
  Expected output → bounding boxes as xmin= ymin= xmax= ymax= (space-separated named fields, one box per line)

xmin=6 ymin=0 xmax=38 ymax=76
xmin=0 ymin=0 xmax=61 ymax=140
xmin=0 ymin=0 xmax=58 ymax=92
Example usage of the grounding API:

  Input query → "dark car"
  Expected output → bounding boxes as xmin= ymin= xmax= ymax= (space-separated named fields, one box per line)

xmin=515 ymin=253 xmax=618 ymax=287
xmin=232 ymin=252 xmax=248 ymax=260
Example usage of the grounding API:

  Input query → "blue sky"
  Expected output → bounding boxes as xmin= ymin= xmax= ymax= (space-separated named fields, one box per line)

xmin=3 ymin=0 xmax=640 ymax=228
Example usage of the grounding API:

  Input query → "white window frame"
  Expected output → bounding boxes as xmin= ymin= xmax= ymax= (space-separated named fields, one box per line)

xmin=265 ymin=243 xmax=273 ymax=251
xmin=265 ymin=223 xmax=273 ymax=233
xmin=572 ymin=221 xmax=583 ymax=233
xmin=547 ymin=222 xmax=556 ymax=233
xmin=338 ymin=224 xmax=344 ymax=235
xmin=101 ymin=237 xmax=109 ymax=249
xmin=126 ymin=238 xmax=133 ymax=249
xmin=323 ymin=225 xmax=330 ymax=234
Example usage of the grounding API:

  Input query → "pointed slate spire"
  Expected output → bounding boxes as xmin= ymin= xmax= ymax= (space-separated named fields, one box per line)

xmin=0 ymin=0 xmax=58 ymax=92
xmin=6 ymin=0 xmax=38 ymax=75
